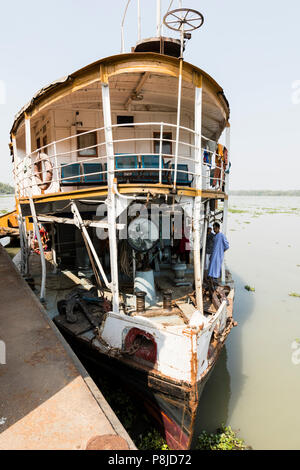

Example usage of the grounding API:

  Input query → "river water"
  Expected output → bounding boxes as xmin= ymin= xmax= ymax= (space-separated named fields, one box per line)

xmin=1 ymin=194 xmax=299 ymax=449
xmin=0 ymin=195 xmax=16 ymax=248
xmin=195 ymin=196 xmax=300 ymax=450
xmin=0 ymin=195 xmax=15 ymax=214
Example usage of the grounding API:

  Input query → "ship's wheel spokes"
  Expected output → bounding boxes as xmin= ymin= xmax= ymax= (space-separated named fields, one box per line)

xmin=163 ymin=8 xmax=204 ymax=33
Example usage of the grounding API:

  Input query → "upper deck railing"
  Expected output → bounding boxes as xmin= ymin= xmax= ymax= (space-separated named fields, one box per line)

xmin=14 ymin=122 xmax=229 ymax=198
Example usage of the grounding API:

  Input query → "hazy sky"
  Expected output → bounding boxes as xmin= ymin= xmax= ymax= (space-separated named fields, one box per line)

xmin=0 ymin=0 xmax=299 ymax=190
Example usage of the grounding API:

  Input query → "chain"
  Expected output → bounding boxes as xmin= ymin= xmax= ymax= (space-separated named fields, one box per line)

xmin=92 ymin=326 xmax=142 ymax=358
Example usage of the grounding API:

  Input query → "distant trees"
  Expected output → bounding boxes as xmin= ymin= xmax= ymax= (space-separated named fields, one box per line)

xmin=0 ymin=182 xmax=14 ymax=194
xmin=230 ymin=190 xmax=300 ymax=196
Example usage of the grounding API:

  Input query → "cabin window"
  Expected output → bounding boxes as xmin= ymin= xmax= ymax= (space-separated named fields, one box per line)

xmin=117 ymin=115 xmax=134 ymax=127
xmin=77 ymin=131 xmax=97 ymax=156
xmin=36 ymin=137 xmax=41 ymax=150
xmin=42 ymin=136 xmax=47 ymax=153
xmin=153 ymin=132 xmax=172 ymax=155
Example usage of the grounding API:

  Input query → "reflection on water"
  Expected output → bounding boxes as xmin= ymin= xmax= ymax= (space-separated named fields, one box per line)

xmin=197 ymin=196 xmax=300 ymax=450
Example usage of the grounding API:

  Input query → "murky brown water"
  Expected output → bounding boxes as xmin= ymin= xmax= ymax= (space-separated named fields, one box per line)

xmin=196 ymin=196 xmax=300 ymax=450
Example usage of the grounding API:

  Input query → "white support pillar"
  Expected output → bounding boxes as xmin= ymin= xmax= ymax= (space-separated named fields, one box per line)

xmin=137 ymin=0 xmax=141 ymax=41
xmin=121 ymin=0 xmax=131 ymax=53
xmin=25 ymin=113 xmax=33 ymax=196
xmin=193 ymin=76 xmax=204 ymax=313
xmin=25 ymin=114 xmax=31 ymax=157
xmin=17 ymin=207 xmax=27 ymax=276
xmin=201 ymin=201 xmax=209 ymax=281
xmin=173 ymin=52 xmax=183 ymax=191
xmin=51 ymin=225 xmax=58 ymax=274
xmin=159 ymin=122 xmax=163 ymax=184
xmin=25 ymin=114 xmax=46 ymax=299
xmin=101 ymin=78 xmax=120 ymax=313
xmin=156 ymin=0 xmax=161 ymax=37
xmin=222 ymin=123 xmax=230 ymax=284
xmin=29 ymin=198 xmax=46 ymax=302
xmin=12 ymin=135 xmax=20 ymax=194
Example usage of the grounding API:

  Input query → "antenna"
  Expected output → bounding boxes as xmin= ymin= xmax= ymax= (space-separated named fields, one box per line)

xmin=121 ymin=0 xmax=132 ymax=53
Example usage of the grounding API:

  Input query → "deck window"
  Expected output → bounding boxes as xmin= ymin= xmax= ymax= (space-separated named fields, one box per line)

xmin=117 ymin=115 xmax=134 ymax=127
xmin=77 ymin=131 xmax=97 ymax=156
xmin=153 ymin=132 xmax=172 ymax=156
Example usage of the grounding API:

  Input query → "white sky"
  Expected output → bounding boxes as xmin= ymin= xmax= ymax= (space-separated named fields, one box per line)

xmin=0 ymin=0 xmax=299 ymax=190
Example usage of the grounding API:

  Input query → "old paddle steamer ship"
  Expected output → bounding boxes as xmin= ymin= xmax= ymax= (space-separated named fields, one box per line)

xmin=5 ymin=1 xmax=236 ymax=449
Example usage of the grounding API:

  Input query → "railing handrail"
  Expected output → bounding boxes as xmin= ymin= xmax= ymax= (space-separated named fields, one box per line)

xmin=14 ymin=121 xmax=229 ymax=197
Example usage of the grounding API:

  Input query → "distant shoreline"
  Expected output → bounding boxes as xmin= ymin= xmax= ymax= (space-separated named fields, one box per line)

xmin=0 ymin=182 xmax=14 ymax=195
xmin=230 ymin=190 xmax=300 ymax=196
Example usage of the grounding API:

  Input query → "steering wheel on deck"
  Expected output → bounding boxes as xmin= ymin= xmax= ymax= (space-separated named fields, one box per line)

xmin=163 ymin=8 xmax=204 ymax=32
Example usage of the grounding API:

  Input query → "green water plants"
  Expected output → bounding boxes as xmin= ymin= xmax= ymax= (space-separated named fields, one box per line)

xmin=289 ymin=292 xmax=300 ymax=298
xmin=245 ymin=285 xmax=255 ymax=292
xmin=139 ymin=430 xmax=169 ymax=450
xmin=196 ymin=425 xmax=249 ymax=450
xmin=228 ymin=209 xmax=247 ymax=214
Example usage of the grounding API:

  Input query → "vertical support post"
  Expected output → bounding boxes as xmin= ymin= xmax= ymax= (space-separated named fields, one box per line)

xmin=25 ymin=114 xmax=46 ymax=300
xmin=156 ymin=0 xmax=161 ymax=37
xmin=29 ymin=198 xmax=46 ymax=301
xmin=12 ymin=135 xmax=20 ymax=196
xmin=25 ymin=114 xmax=31 ymax=157
xmin=222 ymin=123 xmax=230 ymax=284
xmin=51 ymin=225 xmax=58 ymax=274
xmin=17 ymin=208 xmax=27 ymax=276
xmin=25 ymin=113 xmax=32 ymax=196
xmin=193 ymin=74 xmax=204 ymax=313
xmin=121 ymin=0 xmax=131 ymax=53
xmin=138 ymin=0 xmax=141 ymax=41
xmin=53 ymin=142 xmax=60 ymax=190
xmin=21 ymin=120 xmax=32 ymax=274
xmin=132 ymin=250 xmax=136 ymax=281
xmin=201 ymin=201 xmax=208 ymax=281
xmin=101 ymin=76 xmax=120 ymax=313
xmin=173 ymin=40 xmax=184 ymax=192
xmin=159 ymin=122 xmax=163 ymax=184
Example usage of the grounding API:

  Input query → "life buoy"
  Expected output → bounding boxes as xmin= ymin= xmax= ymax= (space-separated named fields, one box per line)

xmin=34 ymin=152 xmax=53 ymax=191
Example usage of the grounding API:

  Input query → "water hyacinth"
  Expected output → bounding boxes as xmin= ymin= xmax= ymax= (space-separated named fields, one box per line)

xmin=197 ymin=425 xmax=249 ymax=450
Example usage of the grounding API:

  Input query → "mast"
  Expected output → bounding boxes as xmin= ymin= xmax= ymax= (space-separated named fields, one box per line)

xmin=156 ymin=0 xmax=161 ymax=37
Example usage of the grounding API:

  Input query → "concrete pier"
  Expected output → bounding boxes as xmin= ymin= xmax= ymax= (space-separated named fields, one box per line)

xmin=0 ymin=245 xmax=136 ymax=450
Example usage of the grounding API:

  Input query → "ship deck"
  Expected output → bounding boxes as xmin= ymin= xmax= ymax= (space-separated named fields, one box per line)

xmin=0 ymin=245 xmax=135 ymax=450
xmin=18 ymin=184 xmax=227 ymax=207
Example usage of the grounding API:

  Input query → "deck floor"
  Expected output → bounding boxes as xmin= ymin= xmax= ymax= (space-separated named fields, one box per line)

xmin=0 ymin=245 xmax=135 ymax=450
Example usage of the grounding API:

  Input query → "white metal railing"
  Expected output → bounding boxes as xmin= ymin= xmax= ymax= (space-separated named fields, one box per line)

xmin=14 ymin=122 xmax=228 ymax=198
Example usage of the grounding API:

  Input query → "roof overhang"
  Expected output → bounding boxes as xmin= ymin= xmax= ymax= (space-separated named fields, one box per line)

xmin=10 ymin=52 xmax=230 ymax=136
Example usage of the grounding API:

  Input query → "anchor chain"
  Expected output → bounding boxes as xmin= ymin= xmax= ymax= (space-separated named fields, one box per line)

xmin=92 ymin=325 xmax=142 ymax=358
